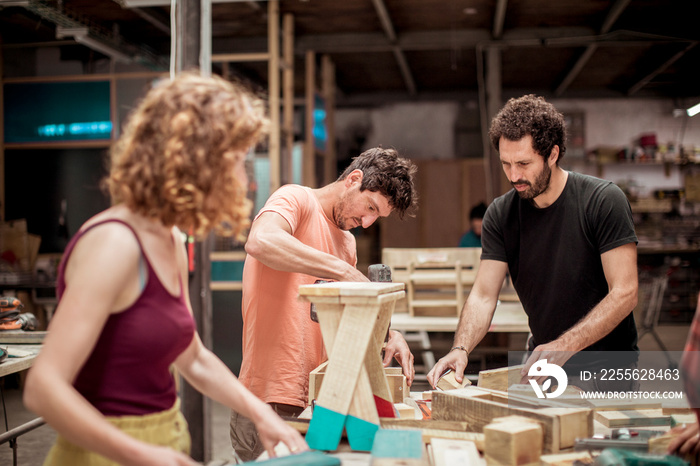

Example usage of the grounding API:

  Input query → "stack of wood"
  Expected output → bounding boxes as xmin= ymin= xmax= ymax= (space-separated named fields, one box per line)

xmin=297 ymin=363 xmax=698 ymax=466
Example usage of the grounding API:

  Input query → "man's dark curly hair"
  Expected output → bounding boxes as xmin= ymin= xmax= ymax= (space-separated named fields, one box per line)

xmin=337 ymin=147 xmax=418 ymax=219
xmin=489 ymin=94 xmax=567 ymax=164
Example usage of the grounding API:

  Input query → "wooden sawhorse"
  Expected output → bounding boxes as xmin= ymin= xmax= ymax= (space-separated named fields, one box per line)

xmin=298 ymin=282 xmax=405 ymax=451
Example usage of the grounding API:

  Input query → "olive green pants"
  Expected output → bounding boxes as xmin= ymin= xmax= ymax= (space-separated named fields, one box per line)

xmin=43 ymin=400 xmax=190 ymax=466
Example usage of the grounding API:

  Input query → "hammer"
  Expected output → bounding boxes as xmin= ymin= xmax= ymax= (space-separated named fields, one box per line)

xmin=309 ymin=264 xmax=392 ymax=322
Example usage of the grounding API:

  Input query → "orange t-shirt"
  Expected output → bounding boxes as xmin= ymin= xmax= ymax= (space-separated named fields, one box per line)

xmin=239 ymin=185 xmax=357 ymax=408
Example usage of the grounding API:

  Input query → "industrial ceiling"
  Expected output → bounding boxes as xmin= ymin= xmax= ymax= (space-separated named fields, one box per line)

xmin=1 ymin=0 xmax=699 ymax=107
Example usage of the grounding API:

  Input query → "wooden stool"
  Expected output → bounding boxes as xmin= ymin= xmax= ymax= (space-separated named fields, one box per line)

xmin=298 ymin=282 xmax=405 ymax=451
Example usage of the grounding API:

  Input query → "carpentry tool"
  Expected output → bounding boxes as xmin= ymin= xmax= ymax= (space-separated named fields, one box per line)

xmin=0 ymin=297 xmax=23 ymax=310
xmin=575 ymin=429 xmax=665 ymax=452
xmin=309 ymin=264 xmax=392 ymax=323
xmin=0 ymin=297 xmax=38 ymax=331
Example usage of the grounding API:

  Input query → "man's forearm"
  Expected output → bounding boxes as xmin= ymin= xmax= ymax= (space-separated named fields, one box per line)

xmin=453 ymin=298 xmax=497 ymax=353
xmin=553 ymin=289 xmax=636 ymax=352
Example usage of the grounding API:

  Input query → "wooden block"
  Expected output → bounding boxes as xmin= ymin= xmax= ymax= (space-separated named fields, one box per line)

xmin=540 ymin=451 xmax=593 ymax=466
xmin=431 ymin=389 xmax=593 ymax=453
xmin=371 ymin=429 xmax=427 ymax=466
xmin=437 ymin=370 xmax=472 ymax=391
xmin=594 ymin=409 xmax=671 ymax=428
xmin=477 ymin=365 xmax=524 ymax=391
xmin=422 ymin=391 xmax=433 ymax=401
xmin=484 ymin=420 xmax=542 ymax=466
xmin=430 ymin=438 xmax=483 ymax=466
xmin=395 ymin=403 xmax=417 ymax=419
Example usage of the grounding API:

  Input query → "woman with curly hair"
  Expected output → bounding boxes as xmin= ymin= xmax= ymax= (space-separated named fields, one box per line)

xmin=23 ymin=72 xmax=308 ymax=465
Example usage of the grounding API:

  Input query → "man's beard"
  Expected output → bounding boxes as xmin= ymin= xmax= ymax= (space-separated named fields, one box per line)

xmin=333 ymin=195 xmax=358 ymax=230
xmin=514 ymin=162 xmax=552 ymax=200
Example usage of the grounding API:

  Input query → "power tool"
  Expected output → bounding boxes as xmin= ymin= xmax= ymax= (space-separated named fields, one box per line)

xmin=0 ymin=296 xmax=38 ymax=331
xmin=309 ymin=264 xmax=392 ymax=322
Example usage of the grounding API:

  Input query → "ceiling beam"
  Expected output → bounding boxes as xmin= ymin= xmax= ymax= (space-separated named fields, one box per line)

xmin=554 ymin=0 xmax=631 ymax=96
xmin=627 ymin=41 xmax=698 ymax=96
xmin=492 ymin=0 xmax=508 ymax=39
xmin=370 ymin=0 xmax=416 ymax=95
xmin=5 ymin=0 xmax=166 ymax=68
xmin=211 ymin=26 xmax=692 ymax=57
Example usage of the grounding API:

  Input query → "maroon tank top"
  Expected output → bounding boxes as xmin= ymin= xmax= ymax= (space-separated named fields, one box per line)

xmin=57 ymin=219 xmax=196 ymax=416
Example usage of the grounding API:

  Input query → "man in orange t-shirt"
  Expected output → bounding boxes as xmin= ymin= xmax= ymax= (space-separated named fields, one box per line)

xmin=231 ymin=147 xmax=418 ymax=461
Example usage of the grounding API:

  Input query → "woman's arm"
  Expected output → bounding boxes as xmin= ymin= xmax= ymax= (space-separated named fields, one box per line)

xmin=24 ymin=223 xmax=197 ymax=466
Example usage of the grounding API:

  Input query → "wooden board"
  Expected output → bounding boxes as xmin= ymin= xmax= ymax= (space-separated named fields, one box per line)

xmin=298 ymin=281 xmax=404 ymax=298
xmin=431 ymin=387 xmax=592 ymax=453
xmin=430 ymin=438 xmax=483 ymax=466
xmin=593 ymin=409 xmax=672 ymax=428
xmin=380 ymin=419 xmax=468 ymax=432
xmin=477 ymin=365 xmax=524 ymax=391
xmin=0 ymin=330 xmax=46 ymax=344
xmin=371 ymin=429 xmax=427 ymax=466
xmin=540 ymin=451 xmax=594 ymax=466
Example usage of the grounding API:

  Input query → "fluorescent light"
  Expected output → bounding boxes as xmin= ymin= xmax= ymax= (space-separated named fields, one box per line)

xmin=56 ymin=26 xmax=132 ymax=63
xmin=687 ymin=102 xmax=700 ymax=118
xmin=0 ymin=0 xmax=31 ymax=6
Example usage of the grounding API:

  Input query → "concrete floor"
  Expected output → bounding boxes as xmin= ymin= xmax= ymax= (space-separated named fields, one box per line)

xmin=0 ymin=323 xmax=692 ymax=466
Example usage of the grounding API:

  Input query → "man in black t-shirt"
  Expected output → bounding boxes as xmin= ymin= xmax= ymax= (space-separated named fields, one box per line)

xmin=427 ymin=95 xmax=639 ymax=389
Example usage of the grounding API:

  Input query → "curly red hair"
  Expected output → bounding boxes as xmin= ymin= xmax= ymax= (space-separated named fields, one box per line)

xmin=107 ymin=72 xmax=268 ymax=239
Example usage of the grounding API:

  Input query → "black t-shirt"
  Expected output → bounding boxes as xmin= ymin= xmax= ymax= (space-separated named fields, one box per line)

xmin=481 ymin=171 xmax=639 ymax=352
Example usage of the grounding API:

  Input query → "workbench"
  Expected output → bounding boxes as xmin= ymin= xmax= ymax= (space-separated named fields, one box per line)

xmin=0 ymin=344 xmax=41 ymax=378
xmin=390 ymin=301 xmax=528 ymax=333
xmin=390 ymin=302 xmax=529 ymax=374
xmin=0 ymin=335 xmax=45 ymax=466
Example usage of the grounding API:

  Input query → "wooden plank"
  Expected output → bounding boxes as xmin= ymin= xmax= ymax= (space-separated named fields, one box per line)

xmin=422 ymin=430 xmax=485 ymax=452
xmin=484 ymin=420 xmax=542 ymax=466
xmin=303 ymin=50 xmax=315 ymax=187
xmin=430 ymin=438 xmax=483 ymax=466
xmin=477 ymin=365 xmax=524 ymax=391
xmin=594 ymin=409 xmax=672 ymax=428
xmin=587 ymin=398 xmax=662 ymax=411
xmin=0 ymin=331 xmax=46 ymax=344
xmin=540 ymin=451 xmax=593 ymax=466
xmin=267 ymin=0 xmax=281 ymax=192
xmin=298 ymin=281 xmax=405 ymax=297
xmin=380 ymin=419 xmax=469 ymax=432
xmin=371 ymin=429 xmax=427 ymax=466
xmin=431 ymin=388 xmax=592 ymax=453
